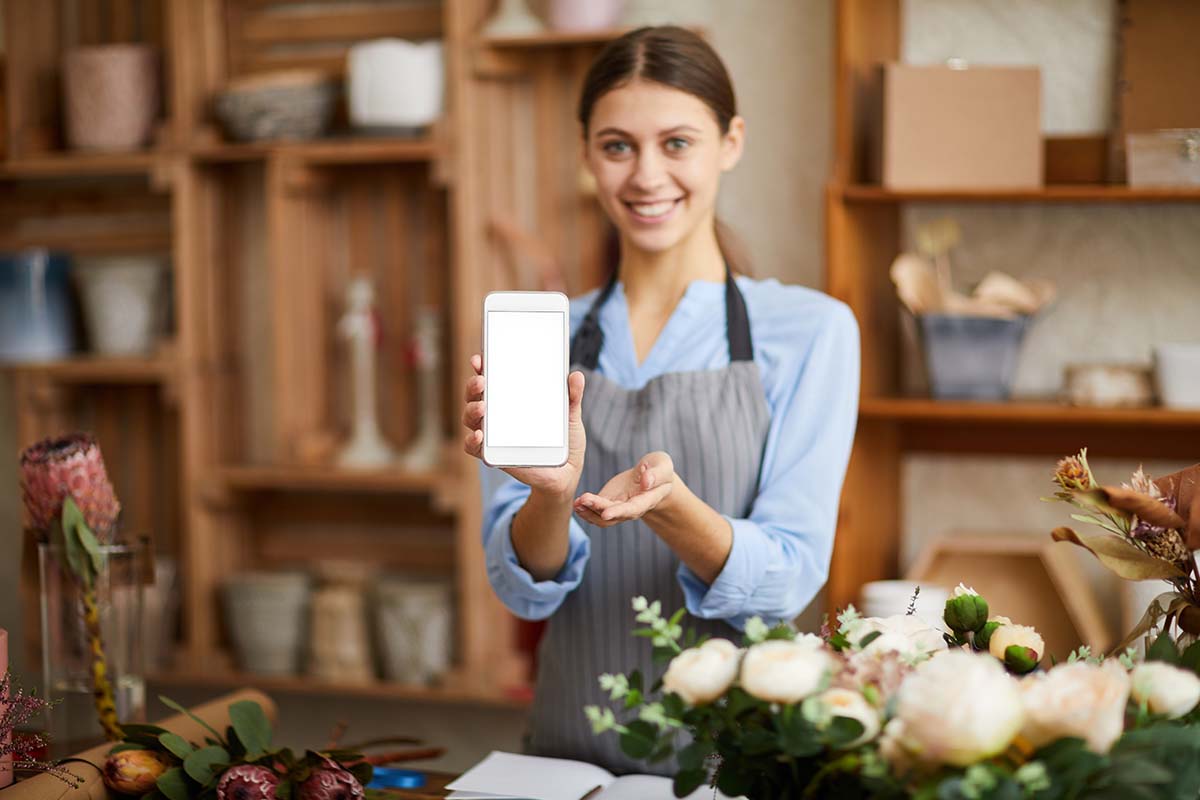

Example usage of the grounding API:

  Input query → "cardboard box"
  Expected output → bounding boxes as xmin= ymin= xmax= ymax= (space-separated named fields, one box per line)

xmin=1127 ymin=129 xmax=1200 ymax=186
xmin=881 ymin=64 xmax=1042 ymax=190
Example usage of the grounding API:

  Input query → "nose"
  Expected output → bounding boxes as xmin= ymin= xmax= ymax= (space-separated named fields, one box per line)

xmin=629 ymin=149 xmax=667 ymax=193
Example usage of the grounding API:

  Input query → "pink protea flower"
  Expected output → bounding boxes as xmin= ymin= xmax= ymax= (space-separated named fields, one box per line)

xmin=217 ymin=764 xmax=280 ymax=800
xmin=298 ymin=764 xmax=365 ymax=800
xmin=20 ymin=433 xmax=121 ymax=541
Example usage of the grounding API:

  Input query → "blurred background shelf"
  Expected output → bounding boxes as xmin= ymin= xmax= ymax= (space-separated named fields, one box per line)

xmin=4 ymin=353 xmax=175 ymax=384
xmin=149 ymin=669 xmax=531 ymax=709
xmin=190 ymin=137 xmax=441 ymax=165
xmin=218 ymin=462 xmax=458 ymax=496
xmin=478 ymin=28 xmax=635 ymax=49
xmin=839 ymin=183 xmax=1200 ymax=204
xmin=859 ymin=397 xmax=1200 ymax=426
xmin=0 ymin=151 xmax=164 ymax=179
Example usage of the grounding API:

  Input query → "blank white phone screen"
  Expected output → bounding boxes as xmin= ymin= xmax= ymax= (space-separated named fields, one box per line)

xmin=486 ymin=311 xmax=565 ymax=448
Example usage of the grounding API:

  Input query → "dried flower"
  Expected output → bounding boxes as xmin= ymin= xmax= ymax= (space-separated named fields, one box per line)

xmin=103 ymin=749 xmax=171 ymax=795
xmin=20 ymin=434 xmax=121 ymax=541
xmin=1125 ymin=466 xmax=1162 ymax=499
xmin=0 ymin=673 xmax=82 ymax=787
xmin=1053 ymin=450 xmax=1095 ymax=492
xmin=217 ymin=764 xmax=280 ymax=800
xmin=1135 ymin=526 xmax=1192 ymax=570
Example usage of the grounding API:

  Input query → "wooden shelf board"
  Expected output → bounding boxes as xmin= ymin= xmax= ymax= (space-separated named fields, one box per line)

xmin=191 ymin=137 xmax=439 ymax=165
xmin=148 ymin=669 xmax=531 ymax=709
xmin=218 ymin=463 xmax=456 ymax=494
xmin=478 ymin=28 xmax=632 ymax=49
xmin=840 ymin=183 xmax=1200 ymax=204
xmin=0 ymin=151 xmax=162 ymax=179
xmin=3 ymin=355 xmax=173 ymax=383
xmin=860 ymin=397 xmax=1200 ymax=427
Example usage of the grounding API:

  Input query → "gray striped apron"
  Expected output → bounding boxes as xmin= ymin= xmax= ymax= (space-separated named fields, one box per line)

xmin=527 ymin=268 xmax=772 ymax=775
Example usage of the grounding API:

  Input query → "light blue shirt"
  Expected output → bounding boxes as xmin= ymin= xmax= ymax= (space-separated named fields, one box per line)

xmin=480 ymin=276 xmax=860 ymax=629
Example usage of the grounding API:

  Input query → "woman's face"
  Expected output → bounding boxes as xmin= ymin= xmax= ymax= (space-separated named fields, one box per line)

xmin=584 ymin=79 xmax=744 ymax=257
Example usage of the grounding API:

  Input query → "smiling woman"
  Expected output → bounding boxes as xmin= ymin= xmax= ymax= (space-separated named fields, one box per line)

xmin=462 ymin=26 xmax=861 ymax=776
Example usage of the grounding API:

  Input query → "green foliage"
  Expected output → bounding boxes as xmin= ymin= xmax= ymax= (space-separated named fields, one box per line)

xmin=159 ymin=732 xmax=196 ymax=760
xmin=229 ymin=700 xmax=273 ymax=760
xmin=1146 ymin=631 xmax=1181 ymax=665
xmin=156 ymin=768 xmax=191 ymax=800
xmin=183 ymin=746 xmax=230 ymax=786
xmin=944 ymin=595 xmax=989 ymax=634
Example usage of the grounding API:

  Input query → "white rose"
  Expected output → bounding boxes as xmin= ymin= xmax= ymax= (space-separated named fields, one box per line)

xmin=741 ymin=637 xmax=833 ymax=704
xmin=954 ymin=583 xmax=978 ymax=597
xmin=878 ymin=718 xmax=914 ymax=773
xmin=989 ymin=624 xmax=1045 ymax=661
xmin=1131 ymin=662 xmax=1200 ymax=719
xmin=848 ymin=615 xmax=947 ymax=660
xmin=892 ymin=650 xmax=1024 ymax=766
xmin=1021 ymin=660 xmax=1130 ymax=753
xmin=662 ymin=638 xmax=741 ymax=706
xmin=816 ymin=688 xmax=880 ymax=747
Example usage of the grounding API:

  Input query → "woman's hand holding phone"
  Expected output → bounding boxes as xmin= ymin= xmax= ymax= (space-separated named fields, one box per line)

xmin=462 ymin=353 xmax=587 ymax=499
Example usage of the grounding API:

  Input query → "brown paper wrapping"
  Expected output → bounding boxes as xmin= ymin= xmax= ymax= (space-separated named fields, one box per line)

xmin=5 ymin=690 xmax=277 ymax=800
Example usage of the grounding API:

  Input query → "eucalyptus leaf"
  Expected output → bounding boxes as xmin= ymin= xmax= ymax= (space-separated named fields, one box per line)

xmin=1181 ymin=641 xmax=1200 ymax=675
xmin=184 ymin=745 xmax=230 ymax=786
xmin=156 ymin=768 xmax=191 ymax=800
xmin=673 ymin=769 xmax=706 ymax=797
xmin=108 ymin=742 xmax=146 ymax=755
xmin=1147 ymin=631 xmax=1181 ymax=665
xmin=229 ymin=701 xmax=272 ymax=759
xmin=618 ymin=720 xmax=657 ymax=760
xmin=159 ymin=732 xmax=196 ymax=760
xmin=159 ymin=696 xmax=227 ymax=746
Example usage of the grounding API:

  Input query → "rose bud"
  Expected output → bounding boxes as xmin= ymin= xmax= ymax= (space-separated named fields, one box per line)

xmin=989 ymin=625 xmax=1044 ymax=674
xmin=944 ymin=586 xmax=989 ymax=635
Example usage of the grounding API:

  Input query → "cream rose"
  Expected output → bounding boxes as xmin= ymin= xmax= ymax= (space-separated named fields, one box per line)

xmin=847 ymin=615 xmax=947 ymax=660
xmin=662 ymin=638 xmax=741 ymax=706
xmin=816 ymin=687 xmax=881 ymax=747
xmin=740 ymin=637 xmax=832 ymax=704
xmin=988 ymin=624 xmax=1045 ymax=673
xmin=1020 ymin=660 xmax=1130 ymax=753
xmin=1131 ymin=662 xmax=1200 ymax=719
xmin=892 ymin=650 xmax=1024 ymax=766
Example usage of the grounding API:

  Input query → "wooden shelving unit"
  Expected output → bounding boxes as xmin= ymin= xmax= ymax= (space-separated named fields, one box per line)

xmin=824 ymin=0 xmax=1200 ymax=610
xmin=6 ymin=0 xmax=620 ymax=704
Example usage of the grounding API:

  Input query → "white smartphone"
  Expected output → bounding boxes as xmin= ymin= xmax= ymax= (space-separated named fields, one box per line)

xmin=482 ymin=291 xmax=570 ymax=467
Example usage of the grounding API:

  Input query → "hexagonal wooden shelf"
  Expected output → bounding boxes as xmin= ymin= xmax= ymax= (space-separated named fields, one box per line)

xmin=907 ymin=535 xmax=1114 ymax=661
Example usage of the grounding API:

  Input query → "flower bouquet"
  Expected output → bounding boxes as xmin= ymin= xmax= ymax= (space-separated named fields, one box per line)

xmin=99 ymin=696 xmax=441 ymax=800
xmin=587 ymin=588 xmax=1200 ymax=798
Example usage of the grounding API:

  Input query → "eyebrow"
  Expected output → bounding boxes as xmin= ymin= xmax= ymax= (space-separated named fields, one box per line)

xmin=593 ymin=125 xmax=703 ymax=138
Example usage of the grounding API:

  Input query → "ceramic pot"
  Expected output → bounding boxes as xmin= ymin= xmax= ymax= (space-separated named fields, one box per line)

xmin=1154 ymin=343 xmax=1200 ymax=409
xmin=216 ymin=70 xmax=337 ymax=142
xmin=223 ymin=572 xmax=310 ymax=676
xmin=374 ymin=577 xmax=452 ymax=684
xmin=347 ymin=40 xmax=444 ymax=131
xmin=74 ymin=256 xmax=167 ymax=355
xmin=63 ymin=44 xmax=160 ymax=151
xmin=0 ymin=249 xmax=76 ymax=362
xmin=548 ymin=0 xmax=624 ymax=31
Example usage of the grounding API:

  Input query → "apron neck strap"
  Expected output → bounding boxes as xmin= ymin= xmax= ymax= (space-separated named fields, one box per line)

xmin=570 ymin=265 xmax=754 ymax=369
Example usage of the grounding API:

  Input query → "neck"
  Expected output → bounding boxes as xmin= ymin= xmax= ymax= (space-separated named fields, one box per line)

xmin=619 ymin=216 xmax=726 ymax=310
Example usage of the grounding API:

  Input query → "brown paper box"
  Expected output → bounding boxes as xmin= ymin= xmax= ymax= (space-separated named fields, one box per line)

xmin=881 ymin=64 xmax=1042 ymax=190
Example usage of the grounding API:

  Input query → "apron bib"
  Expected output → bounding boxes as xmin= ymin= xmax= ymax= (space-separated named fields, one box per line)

xmin=527 ymin=269 xmax=772 ymax=775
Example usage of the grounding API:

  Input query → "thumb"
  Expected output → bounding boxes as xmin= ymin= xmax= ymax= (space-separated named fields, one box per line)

xmin=568 ymin=371 xmax=586 ymax=424
xmin=639 ymin=451 xmax=674 ymax=490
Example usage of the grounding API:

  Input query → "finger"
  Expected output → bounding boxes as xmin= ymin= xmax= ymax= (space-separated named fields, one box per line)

xmin=601 ymin=485 xmax=671 ymax=521
xmin=574 ymin=506 xmax=608 ymax=527
xmin=568 ymin=371 xmax=585 ymax=424
xmin=462 ymin=399 xmax=485 ymax=429
xmin=638 ymin=451 xmax=674 ymax=490
xmin=463 ymin=428 xmax=483 ymax=458
xmin=464 ymin=374 xmax=485 ymax=403
xmin=470 ymin=353 xmax=482 ymax=375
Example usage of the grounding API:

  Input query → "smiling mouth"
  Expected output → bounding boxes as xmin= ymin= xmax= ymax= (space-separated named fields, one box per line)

xmin=623 ymin=198 xmax=682 ymax=221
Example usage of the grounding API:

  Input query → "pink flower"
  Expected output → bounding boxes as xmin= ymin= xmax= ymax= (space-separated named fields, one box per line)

xmin=298 ymin=765 xmax=365 ymax=800
xmin=217 ymin=765 xmax=280 ymax=800
xmin=20 ymin=434 xmax=121 ymax=541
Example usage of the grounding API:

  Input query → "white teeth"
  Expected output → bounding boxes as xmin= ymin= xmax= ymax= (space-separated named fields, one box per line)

xmin=630 ymin=200 xmax=675 ymax=218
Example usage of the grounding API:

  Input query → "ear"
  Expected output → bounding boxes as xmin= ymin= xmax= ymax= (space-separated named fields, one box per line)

xmin=719 ymin=116 xmax=746 ymax=172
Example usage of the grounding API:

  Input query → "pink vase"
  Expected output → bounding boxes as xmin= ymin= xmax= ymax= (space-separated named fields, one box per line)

xmin=548 ymin=0 xmax=624 ymax=31
xmin=62 ymin=44 xmax=160 ymax=152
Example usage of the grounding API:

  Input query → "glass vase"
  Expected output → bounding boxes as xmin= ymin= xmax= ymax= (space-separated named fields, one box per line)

xmin=38 ymin=539 xmax=147 ymax=756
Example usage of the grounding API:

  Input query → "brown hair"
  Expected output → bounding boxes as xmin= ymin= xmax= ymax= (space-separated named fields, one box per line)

xmin=577 ymin=26 xmax=750 ymax=276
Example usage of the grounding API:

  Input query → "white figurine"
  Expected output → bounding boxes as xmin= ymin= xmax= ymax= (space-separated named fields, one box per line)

xmin=402 ymin=306 xmax=443 ymax=470
xmin=337 ymin=277 xmax=399 ymax=467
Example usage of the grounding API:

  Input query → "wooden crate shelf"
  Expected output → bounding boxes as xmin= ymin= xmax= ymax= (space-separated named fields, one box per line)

xmin=218 ymin=463 xmax=457 ymax=496
xmin=5 ymin=354 xmax=175 ymax=384
xmin=860 ymin=397 xmax=1200 ymax=427
xmin=839 ymin=182 xmax=1200 ymax=204
xmin=190 ymin=137 xmax=441 ymax=166
xmin=149 ymin=669 xmax=531 ymax=709
xmin=478 ymin=28 xmax=635 ymax=49
xmin=0 ymin=151 xmax=164 ymax=179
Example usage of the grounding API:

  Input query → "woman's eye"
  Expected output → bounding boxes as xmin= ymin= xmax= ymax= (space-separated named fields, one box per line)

xmin=602 ymin=140 xmax=631 ymax=155
xmin=665 ymin=137 xmax=690 ymax=152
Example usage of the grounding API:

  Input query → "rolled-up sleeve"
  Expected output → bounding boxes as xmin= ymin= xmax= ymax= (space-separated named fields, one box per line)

xmin=677 ymin=302 xmax=860 ymax=629
xmin=480 ymin=465 xmax=591 ymax=620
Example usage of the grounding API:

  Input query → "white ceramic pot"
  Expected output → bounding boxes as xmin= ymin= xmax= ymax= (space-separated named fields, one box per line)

xmin=1154 ymin=343 xmax=1200 ymax=409
xmin=74 ymin=256 xmax=167 ymax=355
xmin=374 ymin=577 xmax=452 ymax=684
xmin=548 ymin=0 xmax=624 ymax=31
xmin=347 ymin=40 xmax=444 ymax=131
xmin=223 ymin=572 xmax=310 ymax=676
